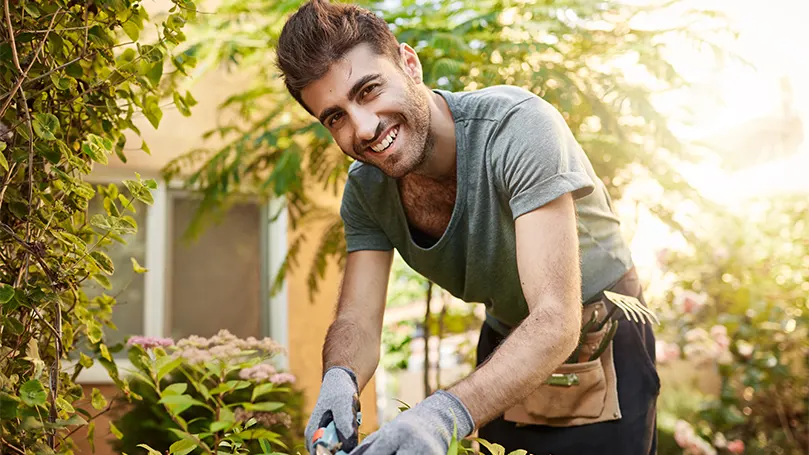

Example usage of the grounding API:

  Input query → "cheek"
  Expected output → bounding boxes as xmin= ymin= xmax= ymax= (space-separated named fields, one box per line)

xmin=335 ymin=129 xmax=357 ymax=154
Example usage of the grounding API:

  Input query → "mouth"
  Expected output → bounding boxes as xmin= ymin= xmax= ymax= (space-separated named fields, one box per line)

xmin=367 ymin=125 xmax=399 ymax=154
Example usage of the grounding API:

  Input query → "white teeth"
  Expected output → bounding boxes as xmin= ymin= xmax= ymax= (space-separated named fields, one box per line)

xmin=371 ymin=127 xmax=398 ymax=152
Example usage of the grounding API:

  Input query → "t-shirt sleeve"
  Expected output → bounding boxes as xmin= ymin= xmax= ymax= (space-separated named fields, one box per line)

xmin=340 ymin=178 xmax=394 ymax=252
xmin=491 ymin=95 xmax=595 ymax=220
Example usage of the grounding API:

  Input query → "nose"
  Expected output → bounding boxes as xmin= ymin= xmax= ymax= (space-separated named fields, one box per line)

xmin=351 ymin=107 xmax=379 ymax=144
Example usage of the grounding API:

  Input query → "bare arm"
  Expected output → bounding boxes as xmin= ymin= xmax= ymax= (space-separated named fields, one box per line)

xmin=448 ymin=192 xmax=582 ymax=427
xmin=323 ymin=249 xmax=394 ymax=392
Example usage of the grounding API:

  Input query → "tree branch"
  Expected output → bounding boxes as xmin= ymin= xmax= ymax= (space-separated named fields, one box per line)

xmin=4 ymin=0 xmax=22 ymax=72
xmin=0 ymin=9 xmax=62 ymax=118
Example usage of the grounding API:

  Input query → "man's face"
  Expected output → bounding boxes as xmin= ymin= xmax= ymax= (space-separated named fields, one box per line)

xmin=301 ymin=43 xmax=433 ymax=179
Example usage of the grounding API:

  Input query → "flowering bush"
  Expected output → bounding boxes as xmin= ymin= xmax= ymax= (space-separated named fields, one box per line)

xmin=112 ymin=330 xmax=305 ymax=455
xmin=655 ymin=195 xmax=809 ymax=454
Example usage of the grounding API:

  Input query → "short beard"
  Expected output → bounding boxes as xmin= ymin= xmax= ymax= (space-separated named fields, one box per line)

xmin=382 ymin=78 xmax=433 ymax=179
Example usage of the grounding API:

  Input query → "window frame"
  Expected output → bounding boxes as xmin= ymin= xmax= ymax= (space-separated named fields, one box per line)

xmin=70 ymin=170 xmax=289 ymax=384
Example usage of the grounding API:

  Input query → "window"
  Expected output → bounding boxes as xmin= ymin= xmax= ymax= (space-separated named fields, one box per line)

xmin=73 ymin=178 xmax=289 ymax=383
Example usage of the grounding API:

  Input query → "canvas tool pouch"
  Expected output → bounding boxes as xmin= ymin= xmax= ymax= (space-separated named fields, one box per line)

xmin=501 ymin=266 xmax=648 ymax=428
xmin=502 ymin=299 xmax=622 ymax=427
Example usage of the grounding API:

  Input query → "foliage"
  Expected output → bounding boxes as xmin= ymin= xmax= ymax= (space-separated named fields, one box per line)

xmin=0 ymin=0 xmax=196 ymax=453
xmin=159 ymin=0 xmax=733 ymax=298
xmin=117 ymin=330 xmax=304 ymax=455
xmin=655 ymin=194 xmax=809 ymax=454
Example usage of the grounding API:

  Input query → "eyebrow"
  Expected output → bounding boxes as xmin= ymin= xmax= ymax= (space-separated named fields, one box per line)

xmin=317 ymin=73 xmax=383 ymax=125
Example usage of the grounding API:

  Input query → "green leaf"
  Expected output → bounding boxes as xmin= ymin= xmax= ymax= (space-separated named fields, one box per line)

xmin=122 ymin=20 xmax=140 ymax=41
xmin=143 ymin=96 xmax=163 ymax=128
xmin=141 ymin=140 xmax=151 ymax=155
xmin=158 ymin=394 xmax=208 ymax=413
xmin=156 ymin=356 xmax=183 ymax=380
xmin=251 ymin=383 xmax=275 ymax=401
xmin=0 ymin=141 xmax=8 ymax=172
xmin=91 ymin=274 xmax=112 ymax=290
xmin=0 ymin=283 xmax=14 ymax=303
xmin=169 ymin=439 xmax=196 ymax=455
xmin=91 ymin=388 xmax=108 ymax=410
xmin=474 ymin=438 xmax=505 ymax=455
xmin=20 ymin=380 xmax=47 ymax=407
xmin=81 ymin=134 xmax=113 ymax=164
xmin=163 ymin=383 xmax=188 ymax=396
xmin=173 ymin=92 xmax=191 ymax=116
xmin=99 ymin=344 xmax=112 ymax=362
xmin=145 ymin=61 xmax=163 ymax=87
xmin=90 ymin=251 xmax=115 ymax=275
xmin=56 ymin=396 xmax=75 ymax=413
xmin=209 ymin=420 xmax=233 ymax=433
xmin=57 ymin=414 xmax=87 ymax=427
xmin=242 ymin=402 xmax=284 ymax=412
xmin=139 ymin=45 xmax=164 ymax=63
xmin=138 ymin=444 xmax=162 ymax=455
xmin=0 ymin=392 xmax=19 ymax=419
xmin=131 ymin=257 xmax=148 ymax=273
xmin=109 ymin=421 xmax=124 ymax=440
xmin=123 ymin=179 xmax=155 ymax=205
xmin=33 ymin=113 xmax=60 ymax=141
xmin=79 ymin=352 xmax=94 ymax=368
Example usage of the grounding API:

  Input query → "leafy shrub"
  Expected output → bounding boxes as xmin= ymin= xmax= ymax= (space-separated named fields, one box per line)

xmin=655 ymin=195 xmax=809 ymax=454
xmin=114 ymin=330 xmax=305 ymax=455
xmin=0 ymin=0 xmax=194 ymax=453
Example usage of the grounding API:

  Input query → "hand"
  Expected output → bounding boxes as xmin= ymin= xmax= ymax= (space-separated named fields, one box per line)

xmin=351 ymin=390 xmax=475 ymax=455
xmin=304 ymin=367 xmax=361 ymax=454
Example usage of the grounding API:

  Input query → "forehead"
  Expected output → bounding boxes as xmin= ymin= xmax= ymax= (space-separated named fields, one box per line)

xmin=301 ymin=44 xmax=398 ymax=115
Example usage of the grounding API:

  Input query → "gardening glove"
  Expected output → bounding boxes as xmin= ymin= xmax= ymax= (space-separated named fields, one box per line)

xmin=304 ymin=366 xmax=362 ymax=454
xmin=351 ymin=390 xmax=475 ymax=455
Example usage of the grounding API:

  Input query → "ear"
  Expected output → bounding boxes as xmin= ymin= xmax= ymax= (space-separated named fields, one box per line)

xmin=398 ymin=43 xmax=423 ymax=83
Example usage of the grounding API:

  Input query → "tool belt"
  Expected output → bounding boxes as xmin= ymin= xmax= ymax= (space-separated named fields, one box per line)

xmin=502 ymin=267 xmax=643 ymax=427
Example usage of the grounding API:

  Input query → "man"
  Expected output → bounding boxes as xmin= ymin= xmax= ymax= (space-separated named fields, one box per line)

xmin=276 ymin=1 xmax=660 ymax=454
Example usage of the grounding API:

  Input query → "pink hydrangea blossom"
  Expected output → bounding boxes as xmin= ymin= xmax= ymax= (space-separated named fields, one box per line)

xmin=239 ymin=363 xmax=278 ymax=381
xmin=269 ymin=373 xmax=296 ymax=384
xmin=127 ymin=336 xmax=174 ymax=350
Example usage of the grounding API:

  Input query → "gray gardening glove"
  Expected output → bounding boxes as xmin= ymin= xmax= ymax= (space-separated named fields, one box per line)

xmin=350 ymin=390 xmax=475 ymax=455
xmin=304 ymin=367 xmax=361 ymax=454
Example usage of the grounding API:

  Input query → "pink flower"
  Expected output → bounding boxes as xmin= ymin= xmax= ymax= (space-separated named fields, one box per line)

xmin=727 ymin=439 xmax=744 ymax=454
xmin=239 ymin=363 xmax=278 ymax=381
xmin=269 ymin=373 xmax=296 ymax=384
xmin=674 ymin=289 xmax=708 ymax=314
xmin=127 ymin=336 xmax=174 ymax=350
xmin=655 ymin=341 xmax=680 ymax=363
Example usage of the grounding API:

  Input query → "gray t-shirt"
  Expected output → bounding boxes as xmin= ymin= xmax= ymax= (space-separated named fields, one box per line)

xmin=339 ymin=85 xmax=633 ymax=328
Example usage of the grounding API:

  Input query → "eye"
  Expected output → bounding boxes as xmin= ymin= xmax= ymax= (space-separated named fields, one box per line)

xmin=360 ymin=83 xmax=379 ymax=99
xmin=328 ymin=112 xmax=344 ymax=127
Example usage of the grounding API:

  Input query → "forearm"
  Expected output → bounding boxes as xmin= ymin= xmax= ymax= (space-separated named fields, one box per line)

xmin=323 ymin=314 xmax=381 ymax=392
xmin=448 ymin=302 xmax=580 ymax=428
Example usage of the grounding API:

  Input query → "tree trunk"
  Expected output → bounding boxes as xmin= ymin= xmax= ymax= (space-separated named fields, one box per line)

xmin=436 ymin=293 xmax=448 ymax=390
xmin=423 ymin=281 xmax=433 ymax=398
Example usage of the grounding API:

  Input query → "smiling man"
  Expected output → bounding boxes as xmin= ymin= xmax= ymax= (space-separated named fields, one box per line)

xmin=276 ymin=1 xmax=660 ymax=455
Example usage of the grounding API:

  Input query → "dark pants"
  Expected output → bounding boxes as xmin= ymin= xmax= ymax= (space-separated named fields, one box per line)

xmin=476 ymin=269 xmax=660 ymax=455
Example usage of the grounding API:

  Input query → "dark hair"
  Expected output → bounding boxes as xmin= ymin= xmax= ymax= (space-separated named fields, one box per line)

xmin=276 ymin=0 xmax=401 ymax=114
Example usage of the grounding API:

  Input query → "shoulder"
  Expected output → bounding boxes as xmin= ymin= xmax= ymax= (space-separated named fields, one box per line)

xmin=438 ymin=85 xmax=540 ymax=123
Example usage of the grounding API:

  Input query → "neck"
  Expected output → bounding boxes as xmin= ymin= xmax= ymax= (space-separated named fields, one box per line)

xmin=409 ymin=89 xmax=456 ymax=182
